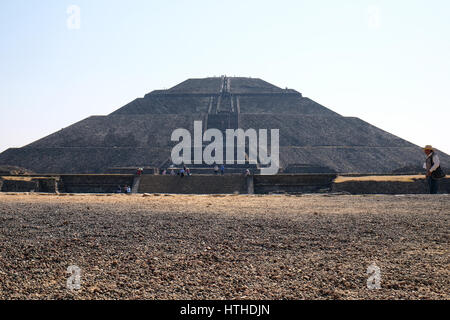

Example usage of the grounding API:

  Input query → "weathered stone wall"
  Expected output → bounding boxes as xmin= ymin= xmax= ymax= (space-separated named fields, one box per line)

xmin=0 ymin=178 xmax=58 ymax=193
xmin=1 ymin=174 xmax=448 ymax=195
xmin=1 ymin=180 xmax=38 ymax=192
xmin=59 ymin=175 xmax=134 ymax=193
xmin=254 ymin=174 xmax=336 ymax=194
xmin=332 ymin=178 xmax=450 ymax=194
xmin=37 ymin=178 xmax=58 ymax=193
xmin=138 ymin=175 xmax=248 ymax=194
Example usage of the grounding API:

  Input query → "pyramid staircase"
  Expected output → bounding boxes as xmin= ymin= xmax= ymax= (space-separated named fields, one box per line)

xmin=159 ymin=77 xmax=259 ymax=174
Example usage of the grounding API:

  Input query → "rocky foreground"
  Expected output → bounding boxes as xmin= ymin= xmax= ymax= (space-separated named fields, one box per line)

xmin=0 ymin=193 xmax=448 ymax=300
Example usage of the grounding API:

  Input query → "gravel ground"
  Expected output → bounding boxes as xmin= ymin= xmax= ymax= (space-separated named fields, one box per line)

xmin=0 ymin=193 xmax=448 ymax=300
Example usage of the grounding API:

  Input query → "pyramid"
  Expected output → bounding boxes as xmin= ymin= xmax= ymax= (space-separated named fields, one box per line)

xmin=1 ymin=76 xmax=448 ymax=174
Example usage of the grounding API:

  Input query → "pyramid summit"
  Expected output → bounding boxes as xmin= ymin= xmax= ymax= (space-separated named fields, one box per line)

xmin=1 ymin=76 xmax=448 ymax=174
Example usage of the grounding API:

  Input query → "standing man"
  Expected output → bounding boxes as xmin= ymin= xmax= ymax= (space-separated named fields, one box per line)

xmin=423 ymin=145 xmax=440 ymax=194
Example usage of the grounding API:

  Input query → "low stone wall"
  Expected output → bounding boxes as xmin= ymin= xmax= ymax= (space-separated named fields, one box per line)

xmin=0 ymin=177 xmax=58 ymax=193
xmin=332 ymin=177 xmax=450 ymax=194
xmin=37 ymin=178 xmax=58 ymax=193
xmin=254 ymin=174 xmax=337 ymax=194
xmin=138 ymin=175 xmax=248 ymax=194
xmin=1 ymin=179 xmax=38 ymax=192
xmin=59 ymin=175 xmax=134 ymax=193
xmin=2 ymin=174 xmax=448 ymax=195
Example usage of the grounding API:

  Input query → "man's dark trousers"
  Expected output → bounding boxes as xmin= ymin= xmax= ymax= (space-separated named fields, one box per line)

xmin=428 ymin=177 xmax=439 ymax=194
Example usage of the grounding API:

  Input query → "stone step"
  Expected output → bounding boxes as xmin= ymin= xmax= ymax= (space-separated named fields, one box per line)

xmin=131 ymin=176 xmax=141 ymax=193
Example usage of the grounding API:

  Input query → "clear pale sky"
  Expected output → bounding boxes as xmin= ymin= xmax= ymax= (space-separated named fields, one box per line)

xmin=1 ymin=0 xmax=449 ymax=154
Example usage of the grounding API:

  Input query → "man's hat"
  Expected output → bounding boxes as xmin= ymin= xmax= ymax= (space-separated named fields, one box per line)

xmin=424 ymin=145 xmax=434 ymax=151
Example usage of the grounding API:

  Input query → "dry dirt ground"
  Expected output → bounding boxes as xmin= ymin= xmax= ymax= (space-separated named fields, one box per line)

xmin=0 ymin=193 xmax=448 ymax=300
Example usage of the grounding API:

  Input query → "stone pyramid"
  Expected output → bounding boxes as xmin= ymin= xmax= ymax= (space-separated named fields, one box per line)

xmin=1 ymin=76 xmax=448 ymax=174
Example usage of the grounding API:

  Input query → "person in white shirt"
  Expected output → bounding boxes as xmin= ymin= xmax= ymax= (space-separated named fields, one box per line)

xmin=423 ymin=145 xmax=440 ymax=194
